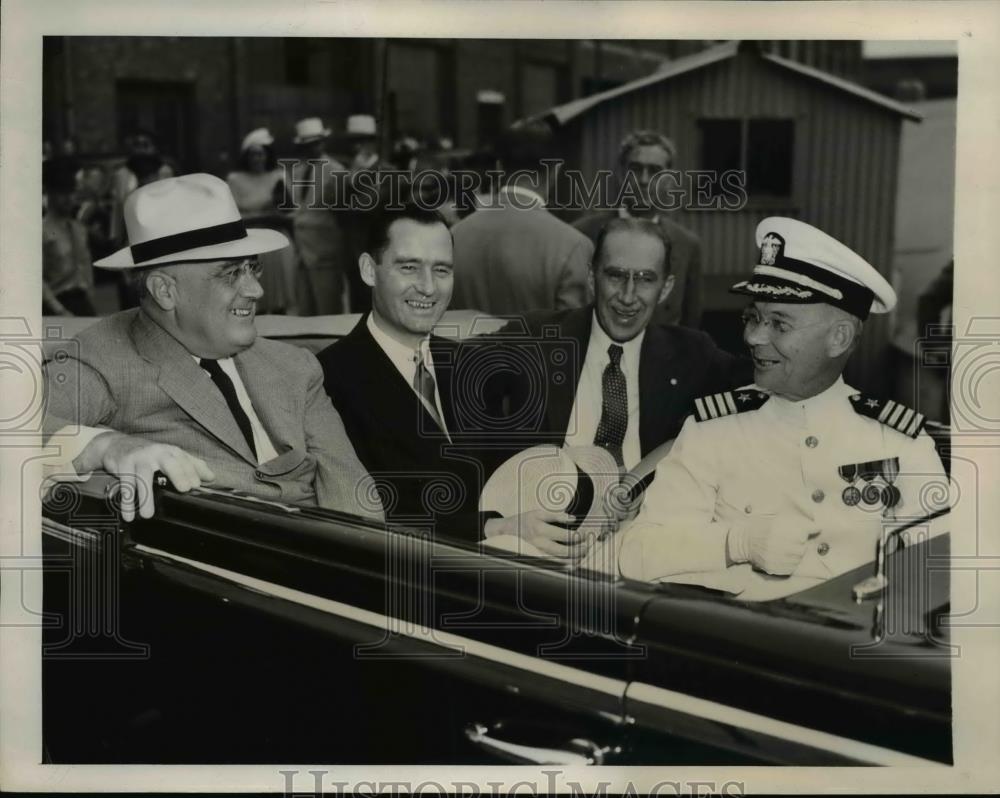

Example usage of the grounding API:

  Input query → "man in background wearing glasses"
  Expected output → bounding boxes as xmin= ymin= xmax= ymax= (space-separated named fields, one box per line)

xmin=42 ymin=173 xmax=381 ymax=523
xmin=616 ymin=217 xmax=948 ymax=599
xmin=481 ymin=216 xmax=748 ymax=481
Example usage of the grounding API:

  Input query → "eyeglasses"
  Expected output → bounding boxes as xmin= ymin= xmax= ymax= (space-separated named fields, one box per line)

xmin=601 ymin=266 xmax=662 ymax=288
xmin=216 ymin=258 xmax=263 ymax=286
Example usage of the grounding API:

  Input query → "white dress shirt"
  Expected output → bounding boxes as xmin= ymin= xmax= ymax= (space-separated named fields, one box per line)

xmin=564 ymin=313 xmax=644 ymax=469
xmin=366 ymin=313 xmax=450 ymax=439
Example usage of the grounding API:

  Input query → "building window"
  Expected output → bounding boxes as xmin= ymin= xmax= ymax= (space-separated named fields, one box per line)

xmin=698 ymin=118 xmax=795 ymax=200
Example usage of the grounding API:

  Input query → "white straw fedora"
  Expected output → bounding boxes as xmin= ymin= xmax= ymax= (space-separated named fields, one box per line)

xmin=293 ymin=117 xmax=331 ymax=144
xmin=480 ymin=445 xmax=621 ymax=556
xmin=93 ymin=173 xmax=289 ymax=270
xmin=240 ymin=127 xmax=274 ymax=152
xmin=346 ymin=114 xmax=377 ymax=137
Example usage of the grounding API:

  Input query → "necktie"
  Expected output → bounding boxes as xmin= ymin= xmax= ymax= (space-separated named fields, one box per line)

xmin=200 ymin=358 xmax=257 ymax=459
xmin=594 ymin=343 xmax=627 ymax=468
xmin=413 ymin=350 xmax=445 ymax=431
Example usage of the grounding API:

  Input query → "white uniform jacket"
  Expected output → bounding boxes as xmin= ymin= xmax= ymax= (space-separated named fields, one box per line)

xmin=618 ymin=378 xmax=949 ymax=597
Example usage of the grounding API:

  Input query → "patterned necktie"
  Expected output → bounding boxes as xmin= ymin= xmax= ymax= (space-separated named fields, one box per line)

xmin=413 ymin=350 xmax=445 ymax=431
xmin=200 ymin=358 xmax=257 ymax=458
xmin=594 ymin=343 xmax=627 ymax=468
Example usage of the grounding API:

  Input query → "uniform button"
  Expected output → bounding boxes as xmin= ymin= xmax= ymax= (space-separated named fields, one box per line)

xmin=811 ymin=489 xmax=825 ymax=503
xmin=805 ymin=436 xmax=818 ymax=448
xmin=744 ymin=504 xmax=753 ymax=514
xmin=817 ymin=542 xmax=830 ymax=556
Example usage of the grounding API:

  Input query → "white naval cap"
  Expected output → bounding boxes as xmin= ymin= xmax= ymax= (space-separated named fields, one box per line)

xmin=730 ymin=217 xmax=896 ymax=320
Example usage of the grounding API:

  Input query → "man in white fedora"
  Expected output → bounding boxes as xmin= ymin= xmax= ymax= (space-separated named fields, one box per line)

xmin=615 ymin=217 xmax=948 ymax=598
xmin=42 ymin=173 xmax=381 ymax=523
xmin=289 ymin=116 xmax=349 ymax=314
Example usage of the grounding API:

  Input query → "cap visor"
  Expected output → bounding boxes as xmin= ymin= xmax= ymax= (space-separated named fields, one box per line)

xmin=94 ymin=228 xmax=289 ymax=270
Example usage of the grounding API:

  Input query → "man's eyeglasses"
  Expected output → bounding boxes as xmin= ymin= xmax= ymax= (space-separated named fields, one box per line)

xmin=216 ymin=258 xmax=263 ymax=286
xmin=601 ymin=266 xmax=662 ymax=288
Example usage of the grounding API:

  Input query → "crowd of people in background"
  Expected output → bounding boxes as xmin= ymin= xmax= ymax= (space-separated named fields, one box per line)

xmin=41 ymin=114 xmax=505 ymax=320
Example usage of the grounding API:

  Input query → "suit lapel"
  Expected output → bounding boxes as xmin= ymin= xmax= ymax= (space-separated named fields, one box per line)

xmin=235 ymin=343 xmax=294 ymax=456
xmin=548 ymin=307 xmax=592 ymax=437
xmin=638 ymin=323 xmax=676 ymax=456
xmin=130 ymin=310 xmax=258 ymax=464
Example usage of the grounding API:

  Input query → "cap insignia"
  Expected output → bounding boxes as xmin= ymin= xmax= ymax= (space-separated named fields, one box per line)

xmin=759 ymin=232 xmax=785 ymax=266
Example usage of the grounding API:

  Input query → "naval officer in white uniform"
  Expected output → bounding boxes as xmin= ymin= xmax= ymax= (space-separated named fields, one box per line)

xmin=617 ymin=217 xmax=948 ymax=598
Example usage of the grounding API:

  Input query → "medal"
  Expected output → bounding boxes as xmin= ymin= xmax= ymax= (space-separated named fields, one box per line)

xmin=838 ymin=462 xmax=862 ymax=507
xmin=859 ymin=460 xmax=882 ymax=505
xmin=881 ymin=457 xmax=901 ymax=520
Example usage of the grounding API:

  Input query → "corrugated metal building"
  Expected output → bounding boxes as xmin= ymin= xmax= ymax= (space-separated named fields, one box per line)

xmin=539 ymin=41 xmax=922 ymax=394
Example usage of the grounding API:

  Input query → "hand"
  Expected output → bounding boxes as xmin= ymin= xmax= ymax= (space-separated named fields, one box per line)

xmin=727 ymin=515 xmax=818 ymax=575
xmin=603 ymin=480 xmax=642 ymax=526
xmin=75 ymin=431 xmax=215 ymax=522
xmin=484 ymin=510 xmax=595 ymax=561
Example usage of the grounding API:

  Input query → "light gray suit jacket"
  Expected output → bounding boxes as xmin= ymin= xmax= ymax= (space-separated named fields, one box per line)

xmin=43 ymin=309 xmax=381 ymax=519
xmin=450 ymin=200 xmax=594 ymax=315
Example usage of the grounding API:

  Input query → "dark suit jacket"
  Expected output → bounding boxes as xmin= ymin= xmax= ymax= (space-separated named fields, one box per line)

xmin=317 ymin=317 xmax=493 ymax=541
xmin=573 ymin=211 xmax=703 ymax=328
xmin=478 ymin=306 xmax=751 ymax=457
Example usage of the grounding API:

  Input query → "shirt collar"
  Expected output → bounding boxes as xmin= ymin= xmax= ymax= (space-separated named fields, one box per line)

xmin=760 ymin=376 xmax=851 ymax=412
xmin=367 ymin=312 xmax=429 ymax=367
xmin=589 ymin=311 xmax=645 ymax=364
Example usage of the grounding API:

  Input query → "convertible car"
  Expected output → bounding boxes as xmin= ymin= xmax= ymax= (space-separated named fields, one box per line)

xmin=39 ymin=315 xmax=953 ymax=766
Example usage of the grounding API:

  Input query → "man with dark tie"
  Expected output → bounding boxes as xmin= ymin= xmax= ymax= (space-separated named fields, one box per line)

xmin=317 ymin=204 xmax=590 ymax=557
xmin=483 ymin=216 xmax=749 ymax=474
xmin=42 ymin=173 xmax=380 ymax=523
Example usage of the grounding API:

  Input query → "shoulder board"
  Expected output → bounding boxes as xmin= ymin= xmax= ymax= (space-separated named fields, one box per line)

xmin=849 ymin=393 xmax=925 ymax=438
xmin=693 ymin=389 xmax=769 ymax=422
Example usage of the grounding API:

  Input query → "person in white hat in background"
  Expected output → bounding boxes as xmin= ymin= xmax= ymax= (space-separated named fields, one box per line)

xmin=226 ymin=127 xmax=298 ymax=314
xmin=42 ymin=173 xmax=382 ymax=524
xmin=614 ymin=217 xmax=948 ymax=598
xmin=289 ymin=117 xmax=350 ymax=315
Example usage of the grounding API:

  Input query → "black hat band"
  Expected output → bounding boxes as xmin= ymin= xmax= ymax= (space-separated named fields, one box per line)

xmin=130 ymin=219 xmax=248 ymax=263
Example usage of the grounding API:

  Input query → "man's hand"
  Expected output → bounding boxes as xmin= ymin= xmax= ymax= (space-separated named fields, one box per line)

xmin=603 ymin=481 xmax=642 ymax=528
xmin=74 ymin=431 xmax=215 ymax=522
xmin=484 ymin=510 xmax=595 ymax=561
xmin=727 ymin=515 xmax=818 ymax=576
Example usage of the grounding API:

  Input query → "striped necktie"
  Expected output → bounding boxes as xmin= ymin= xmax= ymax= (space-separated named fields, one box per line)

xmin=413 ymin=350 xmax=445 ymax=431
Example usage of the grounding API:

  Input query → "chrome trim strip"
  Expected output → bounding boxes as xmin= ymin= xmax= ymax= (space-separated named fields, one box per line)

xmin=625 ymin=682 xmax=943 ymax=767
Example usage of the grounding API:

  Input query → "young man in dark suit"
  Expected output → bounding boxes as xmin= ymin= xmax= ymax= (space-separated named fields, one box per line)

xmin=317 ymin=205 xmax=588 ymax=557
